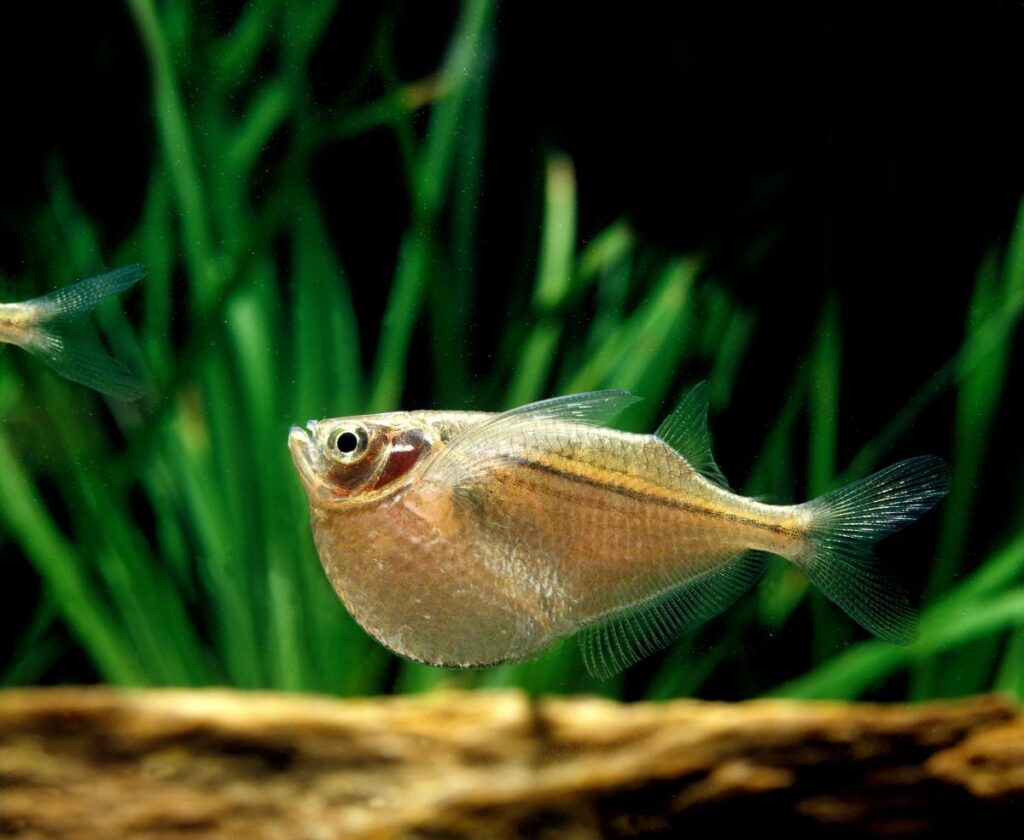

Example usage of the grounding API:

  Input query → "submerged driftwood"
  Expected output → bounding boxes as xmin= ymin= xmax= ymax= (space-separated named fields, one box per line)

xmin=0 ymin=687 xmax=1022 ymax=838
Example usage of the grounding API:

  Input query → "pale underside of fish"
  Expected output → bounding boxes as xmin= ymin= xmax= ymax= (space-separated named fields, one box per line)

xmin=289 ymin=386 xmax=949 ymax=678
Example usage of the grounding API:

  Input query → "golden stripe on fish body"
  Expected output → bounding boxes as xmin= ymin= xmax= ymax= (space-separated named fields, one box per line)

xmin=288 ymin=384 xmax=949 ymax=677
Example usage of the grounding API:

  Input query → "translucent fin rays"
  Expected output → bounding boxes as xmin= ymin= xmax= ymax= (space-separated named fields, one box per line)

xmin=578 ymin=551 xmax=766 ymax=678
xmin=656 ymin=381 xmax=730 ymax=488
xmin=423 ymin=390 xmax=641 ymax=488
xmin=18 ymin=265 xmax=146 ymax=400
xmin=795 ymin=455 xmax=950 ymax=644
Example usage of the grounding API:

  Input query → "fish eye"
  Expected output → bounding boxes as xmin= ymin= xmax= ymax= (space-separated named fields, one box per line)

xmin=329 ymin=425 xmax=369 ymax=461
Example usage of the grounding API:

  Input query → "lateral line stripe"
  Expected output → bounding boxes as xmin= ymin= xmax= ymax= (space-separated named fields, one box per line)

xmin=502 ymin=454 xmax=795 ymax=536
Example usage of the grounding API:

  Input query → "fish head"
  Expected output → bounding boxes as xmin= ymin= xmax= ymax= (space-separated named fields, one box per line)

xmin=289 ymin=407 xmax=551 ymax=671
xmin=288 ymin=411 xmax=440 ymax=507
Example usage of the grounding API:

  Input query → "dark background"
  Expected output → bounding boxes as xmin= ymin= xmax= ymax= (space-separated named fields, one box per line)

xmin=2 ymin=2 xmax=1023 ymax=687
xmin=5 ymin=5 xmax=1023 ymax=401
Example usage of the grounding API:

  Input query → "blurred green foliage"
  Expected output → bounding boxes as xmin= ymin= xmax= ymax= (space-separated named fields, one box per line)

xmin=1 ymin=0 xmax=1023 ymax=701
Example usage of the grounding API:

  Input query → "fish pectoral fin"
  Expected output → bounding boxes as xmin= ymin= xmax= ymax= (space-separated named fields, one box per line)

xmin=423 ymin=389 xmax=642 ymax=487
xmin=656 ymin=380 xmax=730 ymax=488
xmin=577 ymin=550 xmax=767 ymax=679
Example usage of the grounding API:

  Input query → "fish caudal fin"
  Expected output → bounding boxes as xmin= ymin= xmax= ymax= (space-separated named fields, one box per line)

xmin=32 ymin=264 xmax=145 ymax=323
xmin=21 ymin=265 xmax=147 ymax=401
xmin=792 ymin=455 xmax=950 ymax=644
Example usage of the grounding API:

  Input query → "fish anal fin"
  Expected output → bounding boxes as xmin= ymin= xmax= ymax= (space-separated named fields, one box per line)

xmin=578 ymin=550 xmax=767 ymax=679
xmin=656 ymin=380 xmax=730 ymax=488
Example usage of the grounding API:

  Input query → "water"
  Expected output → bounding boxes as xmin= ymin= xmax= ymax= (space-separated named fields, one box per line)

xmin=1 ymin=2 xmax=1023 ymax=707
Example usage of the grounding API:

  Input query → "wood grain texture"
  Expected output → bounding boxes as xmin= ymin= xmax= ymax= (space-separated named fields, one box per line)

xmin=1 ymin=688 xmax=1021 ymax=838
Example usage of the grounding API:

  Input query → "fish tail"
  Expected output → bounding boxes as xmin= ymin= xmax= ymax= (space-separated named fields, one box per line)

xmin=19 ymin=265 xmax=147 ymax=400
xmin=789 ymin=455 xmax=950 ymax=644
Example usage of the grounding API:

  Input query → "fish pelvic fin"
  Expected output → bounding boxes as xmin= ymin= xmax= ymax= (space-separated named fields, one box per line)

xmin=791 ymin=455 xmax=950 ymax=645
xmin=577 ymin=550 xmax=767 ymax=679
xmin=656 ymin=381 xmax=729 ymax=488
xmin=19 ymin=265 xmax=147 ymax=400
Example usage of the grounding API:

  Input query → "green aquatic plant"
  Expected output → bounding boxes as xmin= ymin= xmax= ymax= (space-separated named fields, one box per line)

xmin=1 ymin=0 xmax=1023 ymax=702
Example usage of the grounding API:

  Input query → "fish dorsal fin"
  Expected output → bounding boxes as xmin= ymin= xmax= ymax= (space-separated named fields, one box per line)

xmin=424 ymin=390 xmax=642 ymax=487
xmin=578 ymin=550 xmax=767 ymax=678
xmin=656 ymin=381 xmax=729 ymax=488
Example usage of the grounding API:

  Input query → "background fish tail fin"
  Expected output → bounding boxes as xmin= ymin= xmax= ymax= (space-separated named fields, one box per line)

xmin=31 ymin=264 xmax=145 ymax=323
xmin=21 ymin=265 xmax=147 ymax=400
xmin=24 ymin=324 xmax=147 ymax=401
xmin=792 ymin=455 xmax=950 ymax=644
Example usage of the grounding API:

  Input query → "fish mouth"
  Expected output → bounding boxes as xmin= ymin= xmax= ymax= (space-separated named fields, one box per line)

xmin=289 ymin=423 xmax=353 ymax=507
xmin=288 ymin=424 xmax=320 ymax=488
xmin=288 ymin=422 xmax=312 ymax=445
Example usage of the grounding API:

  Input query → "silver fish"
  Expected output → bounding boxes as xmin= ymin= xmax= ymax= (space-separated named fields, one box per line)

xmin=289 ymin=385 xmax=949 ymax=677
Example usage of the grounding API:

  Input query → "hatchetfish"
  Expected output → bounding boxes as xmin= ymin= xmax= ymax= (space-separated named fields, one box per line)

xmin=288 ymin=385 xmax=949 ymax=677
xmin=0 ymin=265 xmax=145 ymax=400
